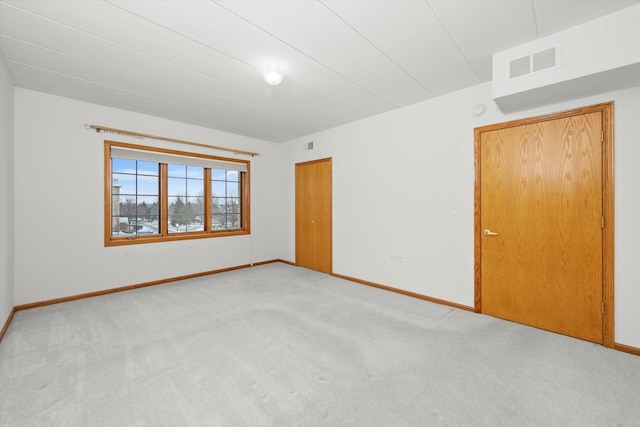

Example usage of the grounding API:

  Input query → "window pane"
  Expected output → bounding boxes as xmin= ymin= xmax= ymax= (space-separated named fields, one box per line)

xmin=211 ymin=168 xmax=242 ymax=232
xmin=168 ymin=164 xmax=203 ymax=218
xmin=211 ymin=181 xmax=226 ymax=197
xmin=226 ymin=170 xmax=239 ymax=182
xmin=212 ymin=197 xmax=224 ymax=211
xmin=169 ymin=217 xmax=187 ymax=233
xmin=137 ymin=216 xmax=159 ymax=235
xmin=168 ymin=178 xmax=186 ymax=197
xmin=137 ymin=161 xmax=159 ymax=176
xmin=210 ymin=212 xmax=241 ymax=230
xmin=137 ymin=176 xmax=159 ymax=195
xmin=168 ymin=164 xmax=186 ymax=178
xmin=212 ymin=168 xmax=226 ymax=180
xmin=112 ymin=158 xmax=136 ymax=174
xmin=187 ymin=178 xmax=203 ymax=196
xmin=111 ymin=216 xmax=129 ymax=236
xmin=112 ymin=173 xmax=136 ymax=195
xmin=212 ymin=194 xmax=241 ymax=230
xmin=136 ymin=196 xmax=158 ymax=221
xmin=111 ymin=158 xmax=160 ymax=238
xmin=211 ymin=213 xmax=226 ymax=230
xmin=168 ymin=196 xmax=186 ymax=209
xmin=187 ymin=165 xmax=204 ymax=179
xmin=118 ymin=196 xmax=137 ymax=217
xmin=188 ymin=196 xmax=205 ymax=215
xmin=226 ymin=198 xmax=240 ymax=214
xmin=226 ymin=181 xmax=240 ymax=197
xmin=226 ymin=214 xmax=241 ymax=229
xmin=186 ymin=221 xmax=204 ymax=232
xmin=168 ymin=195 xmax=199 ymax=233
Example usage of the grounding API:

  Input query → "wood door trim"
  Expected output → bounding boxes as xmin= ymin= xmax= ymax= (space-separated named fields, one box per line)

xmin=296 ymin=157 xmax=333 ymax=167
xmin=474 ymin=102 xmax=614 ymax=347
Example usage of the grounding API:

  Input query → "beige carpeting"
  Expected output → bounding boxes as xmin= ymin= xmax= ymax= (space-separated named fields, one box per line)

xmin=1 ymin=263 xmax=639 ymax=426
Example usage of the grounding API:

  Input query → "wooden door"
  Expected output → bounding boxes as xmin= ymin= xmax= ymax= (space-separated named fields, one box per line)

xmin=295 ymin=158 xmax=332 ymax=274
xmin=475 ymin=104 xmax=614 ymax=344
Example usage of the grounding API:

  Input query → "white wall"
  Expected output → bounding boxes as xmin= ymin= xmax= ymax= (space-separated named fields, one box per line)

xmin=0 ymin=58 xmax=15 ymax=326
xmin=278 ymin=81 xmax=640 ymax=349
xmin=8 ymin=79 xmax=640 ymax=349
xmin=13 ymin=89 xmax=280 ymax=305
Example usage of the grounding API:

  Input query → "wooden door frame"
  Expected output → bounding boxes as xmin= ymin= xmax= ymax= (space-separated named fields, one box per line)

xmin=474 ymin=102 xmax=614 ymax=347
xmin=295 ymin=157 xmax=333 ymax=273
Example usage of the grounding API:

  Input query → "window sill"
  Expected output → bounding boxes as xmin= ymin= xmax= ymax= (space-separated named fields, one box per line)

xmin=105 ymin=229 xmax=250 ymax=246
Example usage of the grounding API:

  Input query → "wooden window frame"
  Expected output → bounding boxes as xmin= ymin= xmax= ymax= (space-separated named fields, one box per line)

xmin=104 ymin=140 xmax=250 ymax=246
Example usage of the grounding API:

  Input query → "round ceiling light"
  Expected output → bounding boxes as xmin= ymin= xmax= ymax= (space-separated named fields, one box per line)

xmin=263 ymin=63 xmax=284 ymax=86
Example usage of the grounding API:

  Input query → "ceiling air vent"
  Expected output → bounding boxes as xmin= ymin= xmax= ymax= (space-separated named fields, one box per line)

xmin=532 ymin=47 xmax=557 ymax=72
xmin=508 ymin=45 xmax=559 ymax=79
xmin=510 ymin=55 xmax=531 ymax=79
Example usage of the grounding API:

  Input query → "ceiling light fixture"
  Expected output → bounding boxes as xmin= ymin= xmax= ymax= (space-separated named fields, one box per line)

xmin=263 ymin=63 xmax=284 ymax=86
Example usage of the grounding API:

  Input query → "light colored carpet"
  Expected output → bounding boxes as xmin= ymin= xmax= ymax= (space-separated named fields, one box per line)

xmin=1 ymin=263 xmax=639 ymax=426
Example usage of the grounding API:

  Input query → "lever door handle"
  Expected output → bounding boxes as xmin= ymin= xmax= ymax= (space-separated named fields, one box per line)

xmin=483 ymin=229 xmax=499 ymax=236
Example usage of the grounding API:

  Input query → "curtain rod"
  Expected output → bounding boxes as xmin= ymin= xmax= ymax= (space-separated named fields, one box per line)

xmin=86 ymin=124 xmax=260 ymax=157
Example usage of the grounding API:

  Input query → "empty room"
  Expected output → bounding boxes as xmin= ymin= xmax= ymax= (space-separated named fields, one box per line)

xmin=1 ymin=0 xmax=640 ymax=425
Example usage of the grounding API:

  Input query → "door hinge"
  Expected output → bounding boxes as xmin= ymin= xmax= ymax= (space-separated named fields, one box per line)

xmin=602 ymin=216 xmax=605 ymax=228
xmin=601 ymin=130 xmax=604 ymax=143
xmin=601 ymin=302 xmax=605 ymax=314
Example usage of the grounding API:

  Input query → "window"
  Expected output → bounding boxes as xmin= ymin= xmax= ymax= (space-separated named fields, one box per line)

xmin=105 ymin=141 xmax=250 ymax=246
xmin=212 ymin=168 xmax=241 ymax=230
xmin=111 ymin=158 xmax=160 ymax=237
xmin=167 ymin=164 xmax=205 ymax=233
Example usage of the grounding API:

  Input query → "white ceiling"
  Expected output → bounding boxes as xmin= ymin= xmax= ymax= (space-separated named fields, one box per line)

xmin=1 ymin=0 xmax=638 ymax=142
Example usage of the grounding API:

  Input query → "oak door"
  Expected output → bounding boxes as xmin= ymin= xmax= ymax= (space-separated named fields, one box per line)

xmin=477 ymin=110 xmax=606 ymax=343
xmin=295 ymin=158 xmax=332 ymax=274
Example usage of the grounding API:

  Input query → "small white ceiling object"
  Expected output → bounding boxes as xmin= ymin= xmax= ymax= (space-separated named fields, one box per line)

xmin=263 ymin=63 xmax=284 ymax=86
xmin=0 ymin=0 xmax=637 ymax=142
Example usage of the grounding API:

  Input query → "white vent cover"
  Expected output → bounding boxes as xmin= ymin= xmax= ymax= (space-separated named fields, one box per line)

xmin=532 ymin=47 xmax=557 ymax=72
xmin=510 ymin=56 xmax=531 ymax=78
xmin=509 ymin=46 xmax=558 ymax=79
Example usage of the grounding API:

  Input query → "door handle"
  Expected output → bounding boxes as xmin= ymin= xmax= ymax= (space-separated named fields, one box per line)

xmin=483 ymin=229 xmax=499 ymax=236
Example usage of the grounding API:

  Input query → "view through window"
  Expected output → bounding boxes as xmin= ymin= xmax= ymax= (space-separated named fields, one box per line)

xmin=106 ymin=141 xmax=249 ymax=245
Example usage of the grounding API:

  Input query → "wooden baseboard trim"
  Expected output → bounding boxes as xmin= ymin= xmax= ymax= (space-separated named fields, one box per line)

xmin=0 ymin=307 xmax=16 ymax=343
xmin=614 ymin=342 xmax=640 ymax=357
xmin=14 ymin=259 xmax=279 ymax=312
xmin=331 ymin=272 xmax=475 ymax=312
xmin=276 ymin=259 xmax=296 ymax=266
xmin=250 ymin=260 xmax=280 ymax=268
